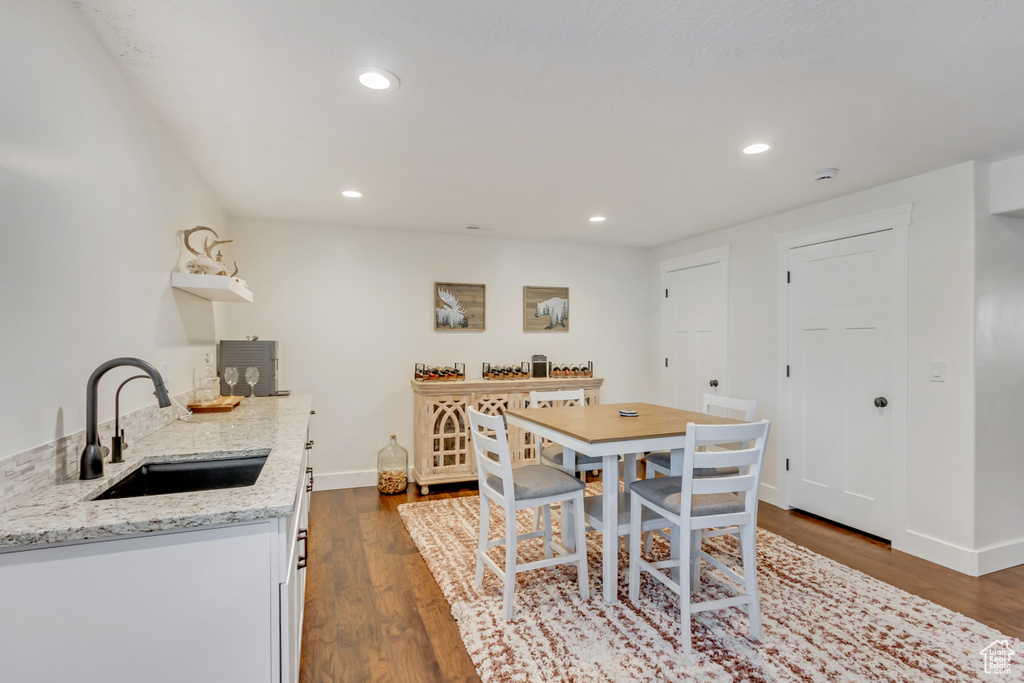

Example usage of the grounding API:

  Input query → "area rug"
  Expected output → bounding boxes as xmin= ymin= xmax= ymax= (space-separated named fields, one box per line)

xmin=398 ymin=490 xmax=1024 ymax=682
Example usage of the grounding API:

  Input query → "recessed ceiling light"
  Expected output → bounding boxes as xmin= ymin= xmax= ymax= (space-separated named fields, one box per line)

xmin=742 ymin=143 xmax=771 ymax=155
xmin=341 ymin=190 xmax=362 ymax=198
xmin=356 ymin=67 xmax=400 ymax=91
xmin=589 ymin=216 xmax=606 ymax=223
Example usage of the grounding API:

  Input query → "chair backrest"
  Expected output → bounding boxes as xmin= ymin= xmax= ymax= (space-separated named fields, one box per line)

xmin=702 ymin=393 xmax=757 ymax=421
xmin=682 ymin=420 xmax=771 ymax=518
xmin=529 ymin=388 xmax=585 ymax=408
xmin=467 ymin=407 xmax=514 ymax=500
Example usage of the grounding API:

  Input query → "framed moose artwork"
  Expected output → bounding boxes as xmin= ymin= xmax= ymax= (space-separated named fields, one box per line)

xmin=434 ymin=282 xmax=485 ymax=331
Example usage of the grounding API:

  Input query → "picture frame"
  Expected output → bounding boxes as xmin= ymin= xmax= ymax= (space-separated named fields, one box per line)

xmin=523 ymin=286 xmax=569 ymax=332
xmin=434 ymin=282 xmax=485 ymax=331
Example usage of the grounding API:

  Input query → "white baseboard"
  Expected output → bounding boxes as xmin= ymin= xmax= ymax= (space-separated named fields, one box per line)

xmin=896 ymin=531 xmax=1024 ymax=576
xmin=758 ymin=482 xmax=784 ymax=509
xmin=312 ymin=468 xmax=416 ymax=492
xmin=976 ymin=536 xmax=1024 ymax=575
xmin=894 ymin=529 xmax=981 ymax=576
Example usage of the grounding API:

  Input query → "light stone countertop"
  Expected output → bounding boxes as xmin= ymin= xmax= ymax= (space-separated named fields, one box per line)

xmin=0 ymin=394 xmax=313 ymax=551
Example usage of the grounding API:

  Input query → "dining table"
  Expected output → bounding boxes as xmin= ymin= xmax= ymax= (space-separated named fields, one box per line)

xmin=504 ymin=401 xmax=744 ymax=604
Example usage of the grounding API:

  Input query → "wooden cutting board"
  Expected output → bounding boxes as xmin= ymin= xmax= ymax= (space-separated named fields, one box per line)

xmin=187 ymin=396 xmax=243 ymax=413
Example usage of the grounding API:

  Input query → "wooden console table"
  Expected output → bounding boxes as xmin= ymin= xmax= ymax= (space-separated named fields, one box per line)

xmin=411 ymin=377 xmax=603 ymax=494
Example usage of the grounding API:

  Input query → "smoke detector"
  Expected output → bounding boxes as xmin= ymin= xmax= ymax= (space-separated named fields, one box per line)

xmin=813 ymin=168 xmax=839 ymax=181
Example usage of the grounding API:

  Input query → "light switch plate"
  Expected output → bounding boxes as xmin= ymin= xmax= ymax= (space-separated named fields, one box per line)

xmin=929 ymin=361 xmax=946 ymax=382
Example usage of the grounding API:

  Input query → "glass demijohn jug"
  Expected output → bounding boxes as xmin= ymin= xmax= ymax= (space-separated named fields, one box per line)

xmin=377 ymin=435 xmax=409 ymax=495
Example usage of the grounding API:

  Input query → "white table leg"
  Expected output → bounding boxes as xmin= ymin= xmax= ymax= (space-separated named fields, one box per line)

xmin=669 ymin=447 xmax=684 ymax=582
xmin=561 ymin=448 xmax=577 ymax=553
xmin=602 ymin=453 xmax=619 ymax=603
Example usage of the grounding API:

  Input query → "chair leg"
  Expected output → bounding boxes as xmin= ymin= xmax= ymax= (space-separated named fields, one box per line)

xmin=690 ymin=529 xmax=702 ymax=592
xmin=573 ymin=493 xmax=589 ymax=600
xmin=475 ymin=495 xmax=489 ymax=587
xmin=531 ymin=506 xmax=542 ymax=531
xmin=628 ymin=494 xmax=642 ymax=602
xmin=542 ymin=505 xmax=553 ymax=559
xmin=562 ymin=495 xmax=576 ymax=554
xmin=642 ymin=464 xmax=657 ymax=554
xmin=503 ymin=509 xmax=517 ymax=621
xmin=739 ymin=522 xmax=763 ymax=641
xmin=680 ymin=528 xmax=693 ymax=655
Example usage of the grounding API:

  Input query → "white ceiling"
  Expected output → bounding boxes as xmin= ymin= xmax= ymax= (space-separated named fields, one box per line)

xmin=74 ymin=0 xmax=1024 ymax=248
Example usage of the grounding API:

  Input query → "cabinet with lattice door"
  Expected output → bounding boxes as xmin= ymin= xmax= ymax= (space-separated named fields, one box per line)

xmin=411 ymin=377 xmax=603 ymax=494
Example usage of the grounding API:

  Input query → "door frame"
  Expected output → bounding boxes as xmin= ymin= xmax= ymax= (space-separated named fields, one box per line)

xmin=774 ymin=205 xmax=911 ymax=532
xmin=659 ymin=245 xmax=731 ymax=407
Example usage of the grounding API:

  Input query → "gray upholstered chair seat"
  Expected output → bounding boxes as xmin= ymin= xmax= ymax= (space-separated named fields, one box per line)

xmin=629 ymin=476 xmax=744 ymax=517
xmin=645 ymin=450 xmax=739 ymax=477
xmin=541 ymin=443 xmax=602 ymax=466
xmin=487 ymin=464 xmax=586 ymax=501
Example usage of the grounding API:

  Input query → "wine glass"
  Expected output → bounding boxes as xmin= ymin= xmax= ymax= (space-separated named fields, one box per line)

xmin=245 ymin=366 xmax=259 ymax=398
xmin=224 ymin=366 xmax=238 ymax=397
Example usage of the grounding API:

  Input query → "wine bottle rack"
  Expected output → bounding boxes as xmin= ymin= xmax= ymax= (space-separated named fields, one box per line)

xmin=414 ymin=363 xmax=465 ymax=381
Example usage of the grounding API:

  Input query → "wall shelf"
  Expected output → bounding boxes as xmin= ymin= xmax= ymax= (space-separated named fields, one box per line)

xmin=171 ymin=273 xmax=253 ymax=303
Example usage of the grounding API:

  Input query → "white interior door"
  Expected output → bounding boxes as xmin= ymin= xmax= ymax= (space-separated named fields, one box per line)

xmin=661 ymin=260 xmax=727 ymax=411
xmin=787 ymin=229 xmax=900 ymax=539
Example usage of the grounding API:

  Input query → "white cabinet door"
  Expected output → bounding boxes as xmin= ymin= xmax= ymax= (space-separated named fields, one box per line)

xmin=279 ymin=451 xmax=310 ymax=683
xmin=661 ymin=260 xmax=728 ymax=411
xmin=0 ymin=524 xmax=274 ymax=683
xmin=787 ymin=229 xmax=901 ymax=539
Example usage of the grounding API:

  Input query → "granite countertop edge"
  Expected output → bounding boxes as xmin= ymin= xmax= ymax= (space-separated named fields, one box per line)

xmin=0 ymin=394 xmax=313 ymax=551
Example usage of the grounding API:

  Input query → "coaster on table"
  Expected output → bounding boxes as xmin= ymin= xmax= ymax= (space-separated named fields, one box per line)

xmin=619 ymin=409 xmax=638 ymax=417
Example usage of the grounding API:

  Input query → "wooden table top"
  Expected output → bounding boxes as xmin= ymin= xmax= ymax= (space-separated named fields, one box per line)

xmin=504 ymin=402 xmax=744 ymax=444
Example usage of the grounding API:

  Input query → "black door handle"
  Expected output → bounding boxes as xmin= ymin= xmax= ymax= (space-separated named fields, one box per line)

xmin=874 ymin=397 xmax=888 ymax=408
xmin=709 ymin=379 xmax=719 ymax=388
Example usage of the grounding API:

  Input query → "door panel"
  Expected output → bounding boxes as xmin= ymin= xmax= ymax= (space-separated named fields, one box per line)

xmin=662 ymin=261 xmax=727 ymax=412
xmin=788 ymin=230 xmax=894 ymax=538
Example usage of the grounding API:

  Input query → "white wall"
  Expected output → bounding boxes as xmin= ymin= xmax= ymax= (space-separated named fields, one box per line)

xmin=0 ymin=1 xmax=225 ymax=462
xmin=222 ymin=217 xmax=657 ymax=486
xmin=974 ymin=159 xmax=1024 ymax=571
xmin=654 ymin=163 xmax=981 ymax=573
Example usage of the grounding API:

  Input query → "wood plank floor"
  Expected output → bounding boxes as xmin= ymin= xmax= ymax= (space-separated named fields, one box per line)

xmin=299 ymin=481 xmax=1024 ymax=683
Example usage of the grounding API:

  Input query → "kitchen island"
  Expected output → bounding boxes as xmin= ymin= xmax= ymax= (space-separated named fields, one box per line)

xmin=0 ymin=394 xmax=314 ymax=683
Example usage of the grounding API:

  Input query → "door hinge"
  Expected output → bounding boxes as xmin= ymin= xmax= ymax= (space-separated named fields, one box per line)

xmin=786 ymin=458 xmax=790 ymax=471
xmin=786 ymin=365 xmax=790 ymax=377
xmin=664 ymin=358 xmax=669 ymax=367
xmin=665 ymin=288 xmax=669 ymax=298
xmin=787 ymin=271 xmax=791 ymax=284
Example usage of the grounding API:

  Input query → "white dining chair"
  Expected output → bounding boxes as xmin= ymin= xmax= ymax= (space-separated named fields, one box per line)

xmin=627 ymin=419 xmax=771 ymax=655
xmin=529 ymin=389 xmax=602 ymax=531
xmin=468 ymin=408 xmax=589 ymax=620
xmin=530 ymin=389 xmax=602 ymax=477
xmin=642 ymin=394 xmax=757 ymax=553
xmin=643 ymin=394 xmax=757 ymax=478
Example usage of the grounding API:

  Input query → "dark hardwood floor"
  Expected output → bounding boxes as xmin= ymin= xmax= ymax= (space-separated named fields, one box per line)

xmin=299 ymin=480 xmax=1024 ymax=683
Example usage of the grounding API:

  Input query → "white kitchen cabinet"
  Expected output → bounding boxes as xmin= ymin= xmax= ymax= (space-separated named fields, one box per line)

xmin=0 ymin=448 xmax=310 ymax=683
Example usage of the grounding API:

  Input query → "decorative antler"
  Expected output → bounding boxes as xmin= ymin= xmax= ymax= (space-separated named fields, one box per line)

xmin=183 ymin=226 xmax=218 ymax=257
xmin=437 ymin=288 xmax=466 ymax=313
xmin=182 ymin=225 xmax=241 ymax=279
xmin=206 ymin=239 xmax=233 ymax=258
